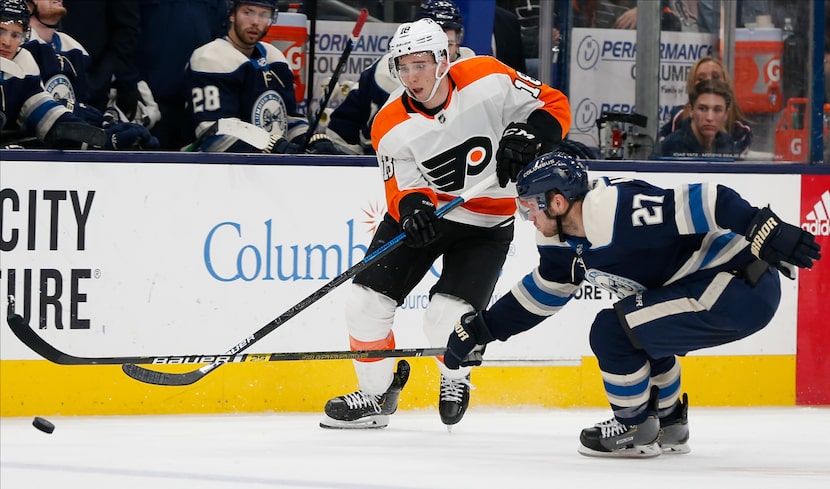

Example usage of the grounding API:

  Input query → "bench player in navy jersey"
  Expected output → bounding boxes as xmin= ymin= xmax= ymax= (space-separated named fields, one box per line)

xmin=444 ymin=152 xmax=821 ymax=457
xmin=325 ymin=0 xmax=475 ymax=155
xmin=186 ymin=0 xmax=340 ymax=154
xmin=319 ymin=18 xmax=571 ymax=430
xmin=1 ymin=0 xmax=157 ymax=149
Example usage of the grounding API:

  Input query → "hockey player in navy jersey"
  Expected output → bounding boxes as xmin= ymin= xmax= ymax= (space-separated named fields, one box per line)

xmin=325 ymin=0 xmax=474 ymax=155
xmin=186 ymin=0 xmax=340 ymax=154
xmin=21 ymin=0 xmax=103 ymax=125
xmin=1 ymin=1 xmax=157 ymax=149
xmin=444 ymin=152 xmax=821 ymax=457
xmin=319 ymin=18 xmax=571 ymax=430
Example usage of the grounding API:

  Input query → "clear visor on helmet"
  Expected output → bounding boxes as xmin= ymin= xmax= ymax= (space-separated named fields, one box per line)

xmin=0 ymin=21 xmax=27 ymax=43
xmin=236 ymin=5 xmax=276 ymax=25
xmin=516 ymin=195 xmax=547 ymax=221
xmin=391 ymin=51 xmax=436 ymax=78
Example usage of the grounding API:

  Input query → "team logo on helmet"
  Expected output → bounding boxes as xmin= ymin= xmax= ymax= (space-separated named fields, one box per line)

xmin=252 ymin=90 xmax=287 ymax=137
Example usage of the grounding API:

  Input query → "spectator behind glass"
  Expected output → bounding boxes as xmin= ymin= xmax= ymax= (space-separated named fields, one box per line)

xmin=657 ymin=79 xmax=739 ymax=159
xmin=574 ymin=0 xmax=682 ymax=31
xmin=659 ymin=57 xmax=752 ymax=155
xmin=135 ymin=0 xmax=229 ymax=150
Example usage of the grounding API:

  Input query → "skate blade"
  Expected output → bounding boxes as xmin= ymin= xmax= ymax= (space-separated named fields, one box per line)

xmin=660 ymin=442 xmax=691 ymax=454
xmin=577 ymin=443 xmax=662 ymax=459
xmin=319 ymin=414 xmax=389 ymax=430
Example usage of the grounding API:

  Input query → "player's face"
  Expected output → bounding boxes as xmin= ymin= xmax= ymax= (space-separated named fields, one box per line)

xmin=0 ymin=21 xmax=25 ymax=60
xmin=518 ymin=196 xmax=559 ymax=237
xmin=691 ymin=93 xmax=728 ymax=143
xmin=396 ymin=52 xmax=448 ymax=106
xmin=445 ymin=29 xmax=460 ymax=61
xmin=31 ymin=0 xmax=67 ymax=23
xmin=231 ymin=5 xmax=274 ymax=47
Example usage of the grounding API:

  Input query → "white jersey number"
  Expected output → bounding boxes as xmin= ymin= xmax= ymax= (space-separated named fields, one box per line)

xmin=631 ymin=194 xmax=665 ymax=226
xmin=192 ymin=86 xmax=221 ymax=113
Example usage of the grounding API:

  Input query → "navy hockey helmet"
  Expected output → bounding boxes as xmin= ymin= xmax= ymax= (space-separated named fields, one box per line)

xmin=516 ymin=152 xmax=588 ymax=219
xmin=0 ymin=0 xmax=30 ymax=44
xmin=417 ymin=0 xmax=463 ymax=33
xmin=1 ymin=0 xmax=30 ymax=28
xmin=233 ymin=0 xmax=277 ymax=9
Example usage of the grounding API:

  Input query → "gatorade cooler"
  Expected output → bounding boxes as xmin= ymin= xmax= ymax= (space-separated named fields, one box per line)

xmin=729 ymin=28 xmax=783 ymax=114
xmin=263 ymin=12 xmax=308 ymax=103
xmin=774 ymin=98 xmax=830 ymax=161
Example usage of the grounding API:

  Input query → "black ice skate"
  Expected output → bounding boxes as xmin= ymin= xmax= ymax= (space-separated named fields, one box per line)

xmin=578 ymin=386 xmax=662 ymax=458
xmin=659 ymin=392 xmax=690 ymax=454
xmin=319 ymin=359 xmax=410 ymax=429
xmin=439 ymin=374 xmax=473 ymax=427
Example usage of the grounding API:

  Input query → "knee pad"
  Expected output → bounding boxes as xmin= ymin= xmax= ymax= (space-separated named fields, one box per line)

xmin=346 ymin=284 xmax=397 ymax=342
xmin=422 ymin=293 xmax=473 ymax=347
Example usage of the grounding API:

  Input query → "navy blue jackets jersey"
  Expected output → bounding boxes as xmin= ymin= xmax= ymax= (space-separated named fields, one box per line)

xmin=22 ymin=31 xmax=91 ymax=115
xmin=0 ymin=56 xmax=75 ymax=142
xmin=484 ymin=177 xmax=762 ymax=340
xmin=187 ymin=38 xmax=307 ymax=152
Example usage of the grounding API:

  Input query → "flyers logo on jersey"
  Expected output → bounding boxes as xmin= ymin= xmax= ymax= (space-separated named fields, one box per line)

xmin=420 ymin=137 xmax=492 ymax=191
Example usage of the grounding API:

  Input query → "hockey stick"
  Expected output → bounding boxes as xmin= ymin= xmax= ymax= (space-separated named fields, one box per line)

xmin=5 ymin=313 xmax=444 ymax=365
xmin=299 ymin=8 xmax=368 ymax=151
xmin=121 ymin=173 xmax=499 ymax=386
xmin=183 ymin=118 xmax=274 ymax=152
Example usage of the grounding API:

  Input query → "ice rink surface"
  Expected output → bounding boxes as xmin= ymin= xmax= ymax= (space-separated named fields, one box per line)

xmin=2 ymin=407 xmax=829 ymax=488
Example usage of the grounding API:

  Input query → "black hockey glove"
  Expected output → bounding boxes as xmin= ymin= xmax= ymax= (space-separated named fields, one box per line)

xmin=306 ymin=133 xmax=346 ymax=155
xmin=495 ymin=122 xmax=540 ymax=188
xmin=445 ymin=312 xmax=495 ymax=370
xmin=399 ymin=192 xmax=439 ymax=248
xmin=267 ymin=136 xmax=302 ymax=154
xmin=745 ymin=206 xmax=821 ymax=279
xmin=104 ymin=122 xmax=160 ymax=150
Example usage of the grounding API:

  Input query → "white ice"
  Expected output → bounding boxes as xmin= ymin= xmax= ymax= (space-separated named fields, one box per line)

xmin=2 ymin=407 xmax=829 ymax=488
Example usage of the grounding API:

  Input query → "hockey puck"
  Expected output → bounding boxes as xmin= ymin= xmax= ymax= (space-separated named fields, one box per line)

xmin=32 ymin=416 xmax=55 ymax=434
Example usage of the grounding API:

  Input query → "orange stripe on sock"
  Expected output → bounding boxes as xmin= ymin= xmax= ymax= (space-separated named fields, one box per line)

xmin=350 ymin=332 xmax=395 ymax=363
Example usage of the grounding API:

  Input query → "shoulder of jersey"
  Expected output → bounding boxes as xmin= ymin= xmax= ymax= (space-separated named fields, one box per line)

xmin=457 ymin=46 xmax=476 ymax=60
xmin=449 ymin=55 xmax=510 ymax=89
xmin=372 ymin=52 xmax=401 ymax=94
xmin=0 ymin=57 xmax=27 ymax=79
xmin=10 ymin=49 xmax=40 ymax=76
xmin=56 ymin=32 xmax=89 ymax=55
xmin=259 ymin=41 xmax=288 ymax=64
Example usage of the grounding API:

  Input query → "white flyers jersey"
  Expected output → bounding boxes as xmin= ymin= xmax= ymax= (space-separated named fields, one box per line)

xmin=371 ymin=55 xmax=571 ymax=227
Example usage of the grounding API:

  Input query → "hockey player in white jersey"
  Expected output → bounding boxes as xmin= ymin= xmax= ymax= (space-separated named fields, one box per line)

xmin=319 ymin=18 xmax=571 ymax=429
xmin=186 ymin=0 xmax=340 ymax=154
xmin=325 ymin=0 xmax=475 ymax=155
xmin=444 ymin=152 xmax=821 ymax=457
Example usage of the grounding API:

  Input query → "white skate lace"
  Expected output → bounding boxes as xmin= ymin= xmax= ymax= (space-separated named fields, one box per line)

xmin=598 ymin=418 xmax=629 ymax=438
xmin=342 ymin=391 xmax=382 ymax=413
xmin=440 ymin=376 xmax=474 ymax=403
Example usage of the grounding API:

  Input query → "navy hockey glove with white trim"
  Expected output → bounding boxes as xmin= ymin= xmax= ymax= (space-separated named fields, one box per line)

xmin=104 ymin=122 xmax=159 ymax=150
xmin=399 ymin=193 xmax=439 ymax=248
xmin=496 ymin=122 xmax=540 ymax=188
xmin=445 ymin=312 xmax=495 ymax=370
xmin=746 ymin=206 xmax=821 ymax=279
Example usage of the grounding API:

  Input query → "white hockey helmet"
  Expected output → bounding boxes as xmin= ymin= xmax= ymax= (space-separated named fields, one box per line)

xmin=387 ymin=18 xmax=450 ymax=102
